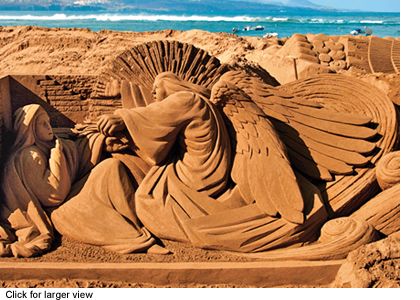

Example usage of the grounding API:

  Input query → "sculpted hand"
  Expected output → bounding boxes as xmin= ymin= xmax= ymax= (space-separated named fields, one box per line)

xmin=95 ymin=79 xmax=121 ymax=98
xmin=105 ymin=136 xmax=129 ymax=153
xmin=104 ymin=79 xmax=121 ymax=98
xmin=53 ymin=138 xmax=63 ymax=152
xmin=97 ymin=114 xmax=126 ymax=136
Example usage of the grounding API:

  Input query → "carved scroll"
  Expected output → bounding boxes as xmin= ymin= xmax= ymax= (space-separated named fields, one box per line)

xmin=352 ymin=184 xmax=400 ymax=236
xmin=238 ymin=217 xmax=378 ymax=260
xmin=351 ymin=151 xmax=400 ymax=236
xmin=376 ymin=151 xmax=400 ymax=191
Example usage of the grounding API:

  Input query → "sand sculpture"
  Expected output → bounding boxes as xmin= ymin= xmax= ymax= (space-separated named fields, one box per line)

xmin=352 ymin=151 xmax=400 ymax=236
xmin=256 ymin=34 xmax=400 ymax=84
xmin=0 ymin=41 xmax=398 ymax=263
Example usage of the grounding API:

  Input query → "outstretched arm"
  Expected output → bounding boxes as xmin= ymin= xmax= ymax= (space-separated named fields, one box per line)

xmin=112 ymin=91 xmax=203 ymax=165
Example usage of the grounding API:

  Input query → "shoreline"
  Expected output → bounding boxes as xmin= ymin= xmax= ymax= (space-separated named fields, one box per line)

xmin=0 ymin=8 xmax=400 ymax=38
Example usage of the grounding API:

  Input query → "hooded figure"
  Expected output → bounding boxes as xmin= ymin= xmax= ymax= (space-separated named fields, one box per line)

xmin=0 ymin=104 xmax=80 ymax=257
xmin=0 ymin=104 xmax=158 ymax=257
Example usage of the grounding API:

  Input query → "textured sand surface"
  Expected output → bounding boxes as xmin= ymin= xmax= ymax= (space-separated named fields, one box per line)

xmin=0 ymin=26 xmax=266 ymax=76
xmin=0 ymin=26 xmax=400 ymax=103
xmin=0 ymin=26 xmax=400 ymax=287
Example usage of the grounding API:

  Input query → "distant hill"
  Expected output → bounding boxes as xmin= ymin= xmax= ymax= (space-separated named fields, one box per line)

xmin=282 ymin=0 xmax=327 ymax=9
xmin=0 ymin=0 xmax=334 ymax=13
xmin=251 ymin=0 xmax=327 ymax=9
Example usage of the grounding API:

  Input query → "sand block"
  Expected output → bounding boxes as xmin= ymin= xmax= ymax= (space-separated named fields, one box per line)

xmin=324 ymin=40 xmax=336 ymax=49
xmin=290 ymin=33 xmax=308 ymax=43
xmin=312 ymin=40 xmax=324 ymax=49
xmin=330 ymin=42 xmax=344 ymax=51
xmin=319 ymin=53 xmax=332 ymax=63
xmin=329 ymin=60 xmax=346 ymax=72
xmin=308 ymin=33 xmax=330 ymax=43
xmin=391 ymin=39 xmax=400 ymax=73
xmin=330 ymin=50 xmax=345 ymax=61
xmin=0 ymin=260 xmax=344 ymax=287
xmin=369 ymin=37 xmax=396 ymax=73
xmin=317 ymin=46 xmax=330 ymax=54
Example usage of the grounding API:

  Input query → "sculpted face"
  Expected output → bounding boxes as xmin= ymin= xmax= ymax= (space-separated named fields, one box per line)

xmin=152 ymin=72 xmax=186 ymax=102
xmin=152 ymin=80 xmax=168 ymax=102
xmin=35 ymin=112 xmax=54 ymax=142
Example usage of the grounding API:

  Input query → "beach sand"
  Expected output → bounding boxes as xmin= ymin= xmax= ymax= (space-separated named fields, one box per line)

xmin=0 ymin=26 xmax=400 ymax=287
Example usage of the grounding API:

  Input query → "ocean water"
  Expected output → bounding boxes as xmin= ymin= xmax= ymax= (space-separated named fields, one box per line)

xmin=0 ymin=10 xmax=400 ymax=37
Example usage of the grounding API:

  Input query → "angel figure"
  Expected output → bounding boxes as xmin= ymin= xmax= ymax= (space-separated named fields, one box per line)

xmin=58 ymin=70 xmax=377 ymax=254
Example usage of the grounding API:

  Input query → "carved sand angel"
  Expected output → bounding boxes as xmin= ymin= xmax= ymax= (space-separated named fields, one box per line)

xmin=53 ymin=70 xmax=379 ymax=255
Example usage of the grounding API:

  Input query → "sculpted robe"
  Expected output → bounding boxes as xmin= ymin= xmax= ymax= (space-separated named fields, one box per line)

xmin=115 ymin=90 xmax=325 ymax=252
xmin=0 ymin=105 xmax=155 ymax=257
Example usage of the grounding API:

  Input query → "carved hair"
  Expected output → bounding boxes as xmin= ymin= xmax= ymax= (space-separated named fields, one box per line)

xmin=153 ymin=72 xmax=211 ymax=102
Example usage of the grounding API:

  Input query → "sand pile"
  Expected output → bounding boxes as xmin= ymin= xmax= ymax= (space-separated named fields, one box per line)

xmin=0 ymin=26 xmax=399 ymax=82
xmin=333 ymin=233 xmax=400 ymax=288
xmin=0 ymin=26 xmax=255 ymax=76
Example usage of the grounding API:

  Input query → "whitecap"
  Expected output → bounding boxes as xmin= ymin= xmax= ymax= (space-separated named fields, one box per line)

xmin=360 ymin=20 xmax=384 ymax=24
xmin=0 ymin=13 xmax=260 ymax=22
xmin=271 ymin=17 xmax=289 ymax=22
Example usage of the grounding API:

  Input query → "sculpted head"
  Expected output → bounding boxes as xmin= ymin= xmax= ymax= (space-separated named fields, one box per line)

xmin=152 ymin=72 xmax=210 ymax=102
xmin=34 ymin=109 xmax=54 ymax=142
xmin=152 ymin=72 xmax=183 ymax=102
xmin=11 ymin=104 xmax=54 ymax=151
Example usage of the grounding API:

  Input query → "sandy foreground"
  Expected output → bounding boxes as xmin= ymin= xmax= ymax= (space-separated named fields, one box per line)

xmin=0 ymin=26 xmax=400 ymax=287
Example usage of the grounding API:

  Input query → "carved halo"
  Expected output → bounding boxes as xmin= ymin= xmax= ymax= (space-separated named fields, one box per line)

xmin=94 ymin=40 xmax=229 ymax=105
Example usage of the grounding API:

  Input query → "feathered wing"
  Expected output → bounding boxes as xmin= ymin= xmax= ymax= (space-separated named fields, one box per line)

xmin=218 ymin=71 xmax=378 ymax=182
xmin=210 ymin=80 xmax=305 ymax=224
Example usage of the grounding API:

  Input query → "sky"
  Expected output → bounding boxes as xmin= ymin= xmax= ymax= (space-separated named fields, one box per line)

xmin=0 ymin=0 xmax=401 ymax=12
xmin=260 ymin=0 xmax=400 ymax=12
xmin=310 ymin=0 xmax=400 ymax=12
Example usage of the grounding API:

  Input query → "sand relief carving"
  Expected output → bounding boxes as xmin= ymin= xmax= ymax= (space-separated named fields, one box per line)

xmin=0 ymin=41 xmax=397 ymax=260
xmin=267 ymin=34 xmax=400 ymax=84
xmin=0 ymin=104 xmax=165 ymax=257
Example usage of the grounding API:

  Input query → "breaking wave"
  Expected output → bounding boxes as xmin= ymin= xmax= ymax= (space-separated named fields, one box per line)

xmin=0 ymin=13 xmax=399 ymax=25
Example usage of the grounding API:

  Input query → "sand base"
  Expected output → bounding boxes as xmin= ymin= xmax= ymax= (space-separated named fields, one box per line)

xmin=0 ymin=237 xmax=343 ymax=287
xmin=0 ymin=260 xmax=343 ymax=288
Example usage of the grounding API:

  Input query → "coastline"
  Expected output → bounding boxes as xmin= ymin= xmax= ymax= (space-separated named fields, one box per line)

xmin=0 ymin=9 xmax=400 ymax=38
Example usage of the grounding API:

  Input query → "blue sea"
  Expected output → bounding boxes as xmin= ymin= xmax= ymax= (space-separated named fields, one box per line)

xmin=0 ymin=10 xmax=400 ymax=37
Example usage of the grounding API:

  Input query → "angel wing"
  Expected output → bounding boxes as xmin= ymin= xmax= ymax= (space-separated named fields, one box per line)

xmin=218 ymin=71 xmax=378 ymax=182
xmin=210 ymin=80 xmax=305 ymax=224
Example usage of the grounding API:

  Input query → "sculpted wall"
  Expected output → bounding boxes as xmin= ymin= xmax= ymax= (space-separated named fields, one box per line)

xmin=0 ymin=41 xmax=399 ymax=269
xmin=247 ymin=34 xmax=400 ymax=85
